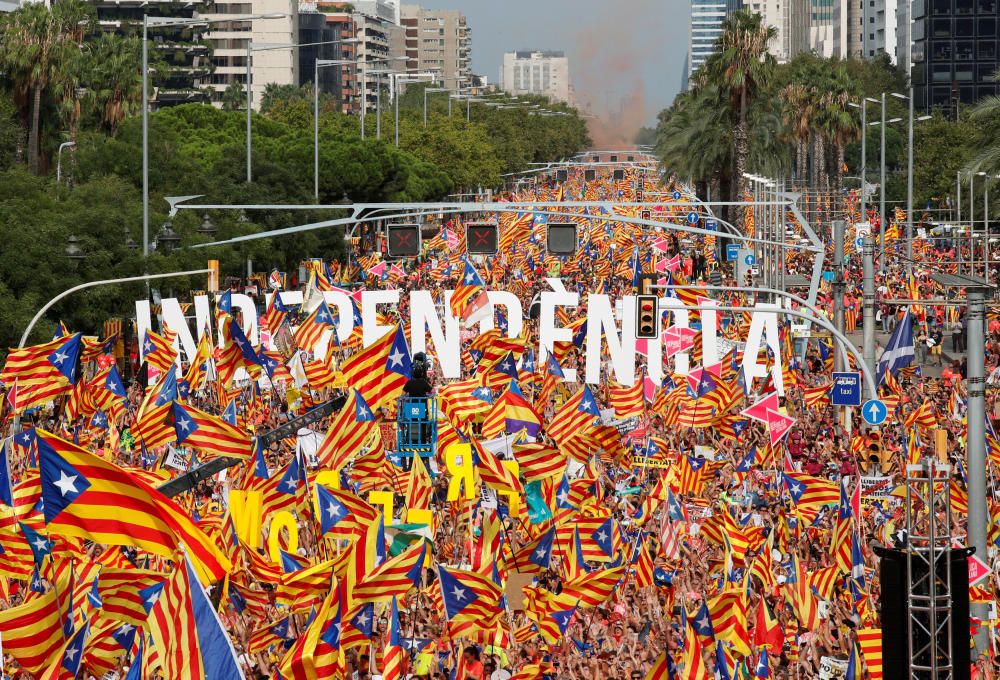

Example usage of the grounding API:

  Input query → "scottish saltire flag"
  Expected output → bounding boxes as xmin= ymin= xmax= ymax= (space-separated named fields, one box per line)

xmin=876 ymin=311 xmax=914 ymax=385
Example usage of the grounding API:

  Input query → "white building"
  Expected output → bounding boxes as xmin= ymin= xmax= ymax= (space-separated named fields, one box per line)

xmin=499 ymin=51 xmax=571 ymax=104
xmin=202 ymin=0 xmax=299 ymax=108
xmin=743 ymin=0 xmax=809 ymax=62
xmin=809 ymin=0 xmax=837 ymax=57
xmin=833 ymin=0 xmax=897 ymax=59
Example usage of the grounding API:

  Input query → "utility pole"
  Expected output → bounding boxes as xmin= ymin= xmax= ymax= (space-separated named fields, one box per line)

xmin=860 ymin=99 xmax=868 ymax=229
xmin=967 ymin=283 xmax=988 ymax=654
xmin=906 ymin=87 xmax=914 ymax=274
xmin=833 ymin=220 xmax=852 ymax=433
xmin=879 ymin=92 xmax=887 ymax=258
xmin=863 ymin=236 xmax=876 ymax=374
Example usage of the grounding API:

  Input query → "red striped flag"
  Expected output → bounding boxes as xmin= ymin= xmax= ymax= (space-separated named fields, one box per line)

xmin=34 ymin=429 xmax=230 ymax=583
xmin=608 ymin=380 xmax=644 ymax=419
xmin=293 ymin=301 xmax=337 ymax=353
xmin=315 ymin=389 xmax=381 ymax=472
xmin=172 ymin=401 xmax=253 ymax=460
xmin=353 ymin=539 xmax=427 ymax=604
xmin=559 ymin=566 xmax=624 ymax=608
xmin=339 ymin=325 xmax=412 ymax=410
xmin=0 ymin=589 xmax=63 ymax=676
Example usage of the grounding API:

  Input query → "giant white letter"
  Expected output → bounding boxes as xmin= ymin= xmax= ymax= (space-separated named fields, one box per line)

xmin=361 ymin=290 xmax=400 ymax=346
xmin=538 ymin=290 xmax=579 ymax=382
xmin=585 ymin=294 xmax=637 ymax=385
xmin=742 ymin=303 xmax=784 ymax=396
xmin=410 ymin=290 xmax=461 ymax=378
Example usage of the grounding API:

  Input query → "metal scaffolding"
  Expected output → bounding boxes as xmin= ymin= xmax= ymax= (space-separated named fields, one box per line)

xmin=905 ymin=457 xmax=955 ymax=680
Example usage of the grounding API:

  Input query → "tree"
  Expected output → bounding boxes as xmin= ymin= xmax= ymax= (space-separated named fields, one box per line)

xmin=699 ymin=10 xmax=777 ymax=216
xmin=0 ymin=0 xmax=94 ymax=174
xmin=82 ymin=34 xmax=143 ymax=133
xmin=222 ymin=81 xmax=245 ymax=112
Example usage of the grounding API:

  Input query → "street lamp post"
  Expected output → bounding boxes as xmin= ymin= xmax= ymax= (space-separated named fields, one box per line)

xmin=143 ymin=12 xmax=285 ymax=262
xmin=392 ymin=72 xmax=439 ymax=146
xmin=423 ymin=87 xmax=449 ymax=127
xmin=314 ymin=59 xmax=356 ymax=202
xmin=891 ymin=90 xmax=932 ymax=274
xmin=246 ymin=38 xmax=358 ymax=184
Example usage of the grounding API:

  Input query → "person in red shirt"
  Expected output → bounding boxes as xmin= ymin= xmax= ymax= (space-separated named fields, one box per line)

xmin=462 ymin=646 xmax=485 ymax=680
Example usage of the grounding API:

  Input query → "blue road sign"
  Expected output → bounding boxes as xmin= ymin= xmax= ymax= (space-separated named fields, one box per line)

xmin=686 ymin=211 xmax=699 ymax=225
xmin=854 ymin=237 xmax=864 ymax=251
xmin=831 ymin=372 xmax=863 ymax=407
xmin=726 ymin=243 xmax=740 ymax=261
xmin=672 ymin=191 xmax=682 ymax=200
xmin=743 ymin=253 xmax=756 ymax=266
xmin=862 ymin=399 xmax=888 ymax=426
xmin=705 ymin=219 xmax=717 ymax=231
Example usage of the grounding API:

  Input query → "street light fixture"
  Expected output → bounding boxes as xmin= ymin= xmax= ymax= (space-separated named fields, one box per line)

xmin=360 ymin=56 xmax=407 ymax=141
xmin=142 ymin=12 xmax=287 ymax=265
xmin=155 ymin=221 xmax=181 ymax=253
xmin=197 ymin=213 xmax=217 ymax=238
xmin=65 ymin=235 xmax=86 ymax=262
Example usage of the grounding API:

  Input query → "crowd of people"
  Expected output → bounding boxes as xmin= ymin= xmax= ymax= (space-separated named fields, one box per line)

xmin=0 ymin=163 xmax=996 ymax=680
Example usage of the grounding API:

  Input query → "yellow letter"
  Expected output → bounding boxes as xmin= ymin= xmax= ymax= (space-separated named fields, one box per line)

xmin=445 ymin=443 xmax=475 ymax=500
xmin=496 ymin=460 xmax=521 ymax=518
xmin=368 ymin=490 xmax=395 ymax=523
xmin=229 ymin=490 xmax=263 ymax=547
xmin=267 ymin=511 xmax=299 ymax=563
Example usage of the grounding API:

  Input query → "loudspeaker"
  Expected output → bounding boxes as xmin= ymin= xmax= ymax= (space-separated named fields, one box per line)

xmin=876 ymin=547 xmax=971 ymax=680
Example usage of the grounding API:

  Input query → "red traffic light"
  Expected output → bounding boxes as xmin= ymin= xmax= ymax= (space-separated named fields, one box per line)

xmin=636 ymin=294 xmax=658 ymax=339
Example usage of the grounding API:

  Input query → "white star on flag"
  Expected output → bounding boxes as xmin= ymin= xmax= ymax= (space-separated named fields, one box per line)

xmin=53 ymin=471 xmax=79 ymax=497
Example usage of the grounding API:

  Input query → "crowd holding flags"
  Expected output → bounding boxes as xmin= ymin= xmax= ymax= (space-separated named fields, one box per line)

xmin=0 ymin=161 xmax=989 ymax=679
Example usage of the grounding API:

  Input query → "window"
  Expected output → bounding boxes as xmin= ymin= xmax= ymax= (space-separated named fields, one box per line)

xmin=955 ymin=17 xmax=974 ymax=34
xmin=955 ymin=40 xmax=974 ymax=58
xmin=978 ymin=17 xmax=996 ymax=35
xmin=932 ymin=17 xmax=952 ymax=35
xmin=978 ymin=40 xmax=996 ymax=58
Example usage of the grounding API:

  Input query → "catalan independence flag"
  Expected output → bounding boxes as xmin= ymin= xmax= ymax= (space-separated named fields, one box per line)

xmin=147 ymin=553 xmax=245 ymax=680
xmin=0 ymin=333 xmax=82 ymax=411
xmin=172 ymin=401 xmax=253 ymax=460
xmin=339 ymin=324 xmax=412 ymax=410
xmin=450 ymin=259 xmax=492 ymax=327
xmin=35 ymin=429 xmax=230 ymax=583
xmin=0 ymin=588 xmax=63 ymax=676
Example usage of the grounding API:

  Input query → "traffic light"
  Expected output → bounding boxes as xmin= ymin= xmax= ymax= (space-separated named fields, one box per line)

xmin=613 ymin=169 xmax=625 ymax=181
xmin=547 ymin=223 xmax=577 ymax=255
xmin=556 ymin=169 xmax=568 ymax=182
xmin=864 ymin=431 xmax=892 ymax=474
xmin=387 ymin=223 xmax=421 ymax=257
xmin=465 ymin=222 xmax=498 ymax=255
xmin=636 ymin=295 xmax=658 ymax=339
xmin=640 ymin=210 xmax=652 ymax=222
xmin=584 ymin=169 xmax=596 ymax=181
xmin=636 ymin=190 xmax=644 ymax=202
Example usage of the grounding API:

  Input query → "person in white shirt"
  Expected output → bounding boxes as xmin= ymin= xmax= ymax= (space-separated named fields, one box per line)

xmin=483 ymin=658 xmax=512 ymax=680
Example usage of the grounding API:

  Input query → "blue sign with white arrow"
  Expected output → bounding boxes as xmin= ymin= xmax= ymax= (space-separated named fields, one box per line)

xmin=743 ymin=253 xmax=756 ymax=266
xmin=686 ymin=211 xmax=699 ymax=225
xmin=831 ymin=372 xmax=863 ymax=407
xmin=862 ymin=399 xmax=888 ymax=426
xmin=672 ymin=191 xmax=682 ymax=200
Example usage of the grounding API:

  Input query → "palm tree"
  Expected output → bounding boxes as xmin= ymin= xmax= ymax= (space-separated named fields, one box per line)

xmin=0 ymin=0 xmax=93 ymax=174
xmin=699 ymin=10 xmax=777 ymax=221
xmin=83 ymin=34 xmax=143 ymax=133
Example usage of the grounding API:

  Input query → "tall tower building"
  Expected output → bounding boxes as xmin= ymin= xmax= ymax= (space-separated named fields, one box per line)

xmin=911 ymin=0 xmax=1000 ymax=114
xmin=688 ymin=0 xmax=742 ymax=79
xmin=396 ymin=4 xmax=472 ymax=92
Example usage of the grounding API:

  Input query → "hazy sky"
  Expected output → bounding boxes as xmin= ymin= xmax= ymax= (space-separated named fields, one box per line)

xmin=412 ymin=0 xmax=690 ymax=143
